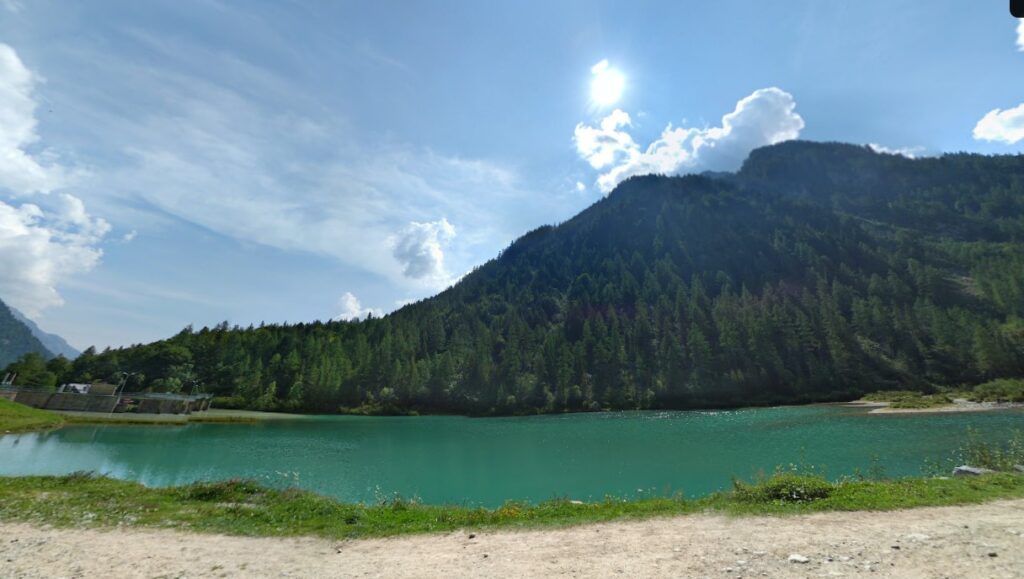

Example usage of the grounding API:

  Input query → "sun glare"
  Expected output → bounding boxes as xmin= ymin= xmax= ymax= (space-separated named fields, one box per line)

xmin=590 ymin=59 xmax=624 ymax=107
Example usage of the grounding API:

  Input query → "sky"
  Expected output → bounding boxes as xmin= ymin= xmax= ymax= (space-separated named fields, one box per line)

xmin=0 ymin=1 xmax=1022 ymax=351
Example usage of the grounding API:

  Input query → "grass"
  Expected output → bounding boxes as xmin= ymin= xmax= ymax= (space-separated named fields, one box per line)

xmin=861 ymin=390 xmax=955 ymax=409
xmin=0 ymin=398 xmax=64 ymax=433
xmin=0 ymin=470 xmax=1022 ymax=540
xmin=862 ymin=379 xmax=1024 ymax=408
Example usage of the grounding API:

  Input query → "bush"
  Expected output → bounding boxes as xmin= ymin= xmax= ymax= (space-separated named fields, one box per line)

xmin=176 ymin=479 xmax=264 ymax=502
xmin=733 ymin=473 xmax=834 ymax=504
xmin=210 ymin=395 xmax=247 ymax=410
xmin=969 ymin=379 xmax=1024 ymax=403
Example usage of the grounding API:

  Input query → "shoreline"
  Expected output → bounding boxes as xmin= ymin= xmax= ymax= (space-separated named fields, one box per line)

xmin=841 ymin=399 xmax=1024 ymax=415
xmin=51 ymin=408 xmax=310 ymax=426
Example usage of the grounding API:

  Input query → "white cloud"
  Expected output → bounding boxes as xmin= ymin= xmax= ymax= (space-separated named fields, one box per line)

xmin=575 ymin=87 xmax=804 ymax=193
xmin=0 ymin=197 xmax=106 ymax=316
xmin=122 ymin=229 xmax=138 ymax=242
xmin=575 ymin=181 xmax=586 ymax=192
xmin=391 ymin=218 xmax=456 ymax=288
xmin=973 ymin=102 xmax=1024 ymax=144
xmin=0 ymin=43 xmax=68 ymax=196
xmin=334 ymin=292 xmax=382 ymax=321
xmin=574 ymin=109 xmax=638 ymax=171
xmin=1018 ymin=20 xmax=1024 ymax=52
xmin=868 ymin=143 xmax=925 ymax=158
xmin=0 ymin=44 xmax=107 ymax=316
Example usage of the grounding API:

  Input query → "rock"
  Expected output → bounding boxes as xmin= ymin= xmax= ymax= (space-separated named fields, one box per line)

xmin=1013 ymin=465 xmax=1024 ymax=473
xmin=467 ymin=533 xmax=476 ymax=539
xmin=988 ymin=552 xmax=998 ymax=558
xmin=788 ymin=554 xmax=810 ymax=564
xmin=952 ymin=465 xmax=995 ymax=477
xmin=569 ymin=500 xmax=584 ymax=505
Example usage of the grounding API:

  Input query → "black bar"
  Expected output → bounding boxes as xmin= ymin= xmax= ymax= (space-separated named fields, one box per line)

xmin=1013 ymin=0 xmax=1024 ymax=18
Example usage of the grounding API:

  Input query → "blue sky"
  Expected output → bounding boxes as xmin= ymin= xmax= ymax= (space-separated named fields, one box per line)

xmin=0 ymin=0 xmax=1022 ymax=350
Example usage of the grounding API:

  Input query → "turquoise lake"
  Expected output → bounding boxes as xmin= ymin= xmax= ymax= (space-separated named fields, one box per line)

xmin=1 ymin=405 xmax=1021 ymax=507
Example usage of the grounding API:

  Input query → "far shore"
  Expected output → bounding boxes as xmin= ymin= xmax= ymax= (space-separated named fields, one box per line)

xmin=842 ymin=398 xmax=1024 ymax=415
xmin=53 ymin=408 xmax=310 ymax=425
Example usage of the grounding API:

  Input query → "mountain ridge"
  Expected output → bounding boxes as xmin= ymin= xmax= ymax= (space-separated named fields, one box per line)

xmin=0 ymin=299 xmax=53 ymax=369
xmin=8 ymin=307 xmax=79 ymax=360
xmin=6 ymin=141 xmax=1023 ymax=414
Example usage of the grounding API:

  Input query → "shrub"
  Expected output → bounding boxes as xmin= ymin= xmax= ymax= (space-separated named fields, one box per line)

xmin=969 ymin=379 xmax=1024 ymax=403
xmin=176 ymin=479 xmax=264 ymax=502
xmin=959 ymin=428 xmax=1024 ymax=471
xmin=733 ymin=473 xmax=834 ymax=504
xmin=210 ymin=395 xmax=247 ymax=410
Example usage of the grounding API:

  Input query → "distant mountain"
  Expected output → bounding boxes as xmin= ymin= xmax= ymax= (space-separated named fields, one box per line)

xmin=9 ymin=308 xmax=79 ymax=359
xmin=28 ymin=141 xmax=1024 ymax=414
xmin=0 ymin=299 xmax=52 ymax=368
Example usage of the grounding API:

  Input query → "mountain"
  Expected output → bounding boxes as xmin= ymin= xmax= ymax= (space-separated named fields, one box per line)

xmin=20 ymin=141 xmax=1024 ymax=414
xmin=0 ymin=299 xmax=52 ymax=369
xmin=8 ymin=308 xmax=79 ymax=360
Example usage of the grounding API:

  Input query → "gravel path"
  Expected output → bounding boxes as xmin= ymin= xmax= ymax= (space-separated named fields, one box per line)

xmin=2 ymin=500 xmax=1023 ymax=578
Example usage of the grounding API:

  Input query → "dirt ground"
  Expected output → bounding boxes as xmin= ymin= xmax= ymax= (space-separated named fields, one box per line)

xmin=2 ymin=500 xmax=1023 ymax=578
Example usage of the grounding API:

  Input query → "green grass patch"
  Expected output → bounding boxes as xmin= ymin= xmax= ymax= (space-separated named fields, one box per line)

xmin=861 ymin=390 xmax=954 ymax=409
xmin=1 ymin=470 xmax=1022 ymax=540
xmin=0 ymin=399 xmax=63 ymax=433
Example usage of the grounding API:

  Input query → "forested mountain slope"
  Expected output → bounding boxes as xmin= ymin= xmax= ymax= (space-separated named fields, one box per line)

xmin=13 ymin=142 xmax=1024 ymax=414
xmin=0 ymin=299 xmax=52 ymax=369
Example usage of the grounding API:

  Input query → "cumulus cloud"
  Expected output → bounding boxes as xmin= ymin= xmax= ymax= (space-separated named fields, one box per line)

xmin=574 ymin=87 xmax=804 ymax=193
xmin=574 ymin=109 xmax=638 ymax=171
xmin=1018 ymin=20 xmax=1024 ymax=52
xmin=334 ymin=292 xmax=382 ymax=321
xmin=391 ymin=218 xmax=456 ymax=287
xmin=0 ymin=44 xmax=108 ymax=315
xmin=868 ymin=143 xmax=926 ymax=158
xmin=973 ymin=102 xmax=1024 ymax=145
xmin=0 ymin=196 xmax=107 ymax=316
xmin=122 ymin=229 xmax=138 ymax=242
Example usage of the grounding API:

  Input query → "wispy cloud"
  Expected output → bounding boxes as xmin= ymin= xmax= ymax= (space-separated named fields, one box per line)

xmin=47 ymin=28 xmax=550 ymax=295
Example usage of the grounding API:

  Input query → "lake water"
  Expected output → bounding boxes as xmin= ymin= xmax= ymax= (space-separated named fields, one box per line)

xmin=1 ymin=406 xmax=1021 ymax=506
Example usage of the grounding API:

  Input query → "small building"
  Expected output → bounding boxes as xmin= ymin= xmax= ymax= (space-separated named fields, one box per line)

xmin=59 ymin=383 xmax=92 ymax=394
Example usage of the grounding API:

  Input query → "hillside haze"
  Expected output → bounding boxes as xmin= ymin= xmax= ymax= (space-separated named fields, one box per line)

xmin=0 ymin=299 xmax=52 ymax=369
xmin=23 ymin=142 xmax=1024 ymax=414
xmin=8 ymin=308 xmax=79 ymax=360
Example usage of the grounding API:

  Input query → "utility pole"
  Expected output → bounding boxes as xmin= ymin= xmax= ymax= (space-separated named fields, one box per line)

xmin=111 ymin=371 xmax=138 ymax=415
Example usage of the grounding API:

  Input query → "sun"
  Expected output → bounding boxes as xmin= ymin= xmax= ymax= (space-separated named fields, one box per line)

xmin=590 ymin=59 xmax=624 ymax=107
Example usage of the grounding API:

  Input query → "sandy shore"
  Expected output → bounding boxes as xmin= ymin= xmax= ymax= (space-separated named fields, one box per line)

xmin=2 ymin=500 xmax=1023 ymax=578
xmin=844 ymin=399 xmax=1024 ymax=415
